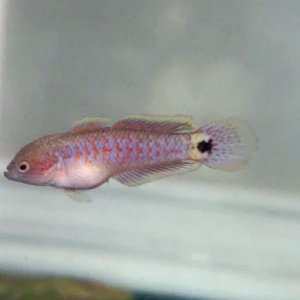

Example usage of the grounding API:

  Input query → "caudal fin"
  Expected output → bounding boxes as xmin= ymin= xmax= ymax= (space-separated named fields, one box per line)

xmin=200 ymin=117 xmax=258 ymax=172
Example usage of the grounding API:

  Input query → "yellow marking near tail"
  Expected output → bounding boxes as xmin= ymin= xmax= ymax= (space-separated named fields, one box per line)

xmin=189 ymin=132 xmax=209 ymax=161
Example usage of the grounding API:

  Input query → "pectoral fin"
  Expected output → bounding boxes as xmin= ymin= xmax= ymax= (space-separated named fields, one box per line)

xmin=64 ymin=189 xmax=93 ymax=203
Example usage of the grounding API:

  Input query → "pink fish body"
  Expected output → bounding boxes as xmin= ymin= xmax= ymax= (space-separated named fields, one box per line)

xmin=4 ymin=115 xmax=258 ymax=191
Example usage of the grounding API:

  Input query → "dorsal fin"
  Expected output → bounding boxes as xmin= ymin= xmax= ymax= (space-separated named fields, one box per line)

xmin=70 ymin=117 xmax=111 ymax=133
xmin=113 ymin=160 xmax=200 ymax=187
xmin=112 ymin=115 xmax=197 ymax=134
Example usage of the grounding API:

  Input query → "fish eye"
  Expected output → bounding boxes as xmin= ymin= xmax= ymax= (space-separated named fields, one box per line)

xmin=18 ymin=161 xmax=30 ymax=173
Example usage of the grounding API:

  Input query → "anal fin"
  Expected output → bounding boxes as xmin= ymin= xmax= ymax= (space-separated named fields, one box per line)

xmin=113 ymin=160 xmax=200 ymax=187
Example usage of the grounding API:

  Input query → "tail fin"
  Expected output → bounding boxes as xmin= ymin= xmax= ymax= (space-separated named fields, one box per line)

xmin=200 ymin=117 xmax=258 ymax=172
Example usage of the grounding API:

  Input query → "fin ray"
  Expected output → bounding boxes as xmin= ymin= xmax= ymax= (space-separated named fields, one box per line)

xmin=64 ymin=189 xmax=93 ymax=203
xmin=200 ymin=117 xmax=258 ymax=171
xmin=70 ymin=117 xmax=111 ymax=133
xmin=113 ymin=160 xmax=200 ymax=186
xmin=113 ymin=115 xmax=197 ymax=134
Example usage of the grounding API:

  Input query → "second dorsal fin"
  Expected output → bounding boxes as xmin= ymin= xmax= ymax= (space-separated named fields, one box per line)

xmin=113 ymin=115 xmax=197 ymax=134
xmin=70 ymin=117 xmax=111 ymax=133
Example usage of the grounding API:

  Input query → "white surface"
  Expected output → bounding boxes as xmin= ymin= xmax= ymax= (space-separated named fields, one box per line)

xmin=0 ymin=1 xmax=300 ymax=299
xmin=1 ymin=174 xmax=300 ymax=299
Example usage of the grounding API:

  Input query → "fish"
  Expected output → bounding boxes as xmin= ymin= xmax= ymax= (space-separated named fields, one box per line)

xmin=4 ymin=115 xmax=258 ymax=194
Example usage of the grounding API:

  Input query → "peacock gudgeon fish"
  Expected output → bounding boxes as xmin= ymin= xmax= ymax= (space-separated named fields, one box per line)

xmin=4 ymin=115 xmax=258 ymax=191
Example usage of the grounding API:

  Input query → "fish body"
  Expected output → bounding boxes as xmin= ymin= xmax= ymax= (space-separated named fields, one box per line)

xmin=4 ymin=115 xmax=258 ymax=190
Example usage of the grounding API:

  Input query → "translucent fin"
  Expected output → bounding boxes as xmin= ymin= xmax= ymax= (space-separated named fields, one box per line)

xmin=113 ymin=115 xmax=197 ymax=133
xmin=200 ymin=117 xmax=258 ymax=171
xmin=113 ymin=160 xmax=200 ymax=186
xmin=70 ymin=117 xmax=111 ymax=133
xmin=64 ymin=189 xmax=93 ymax=203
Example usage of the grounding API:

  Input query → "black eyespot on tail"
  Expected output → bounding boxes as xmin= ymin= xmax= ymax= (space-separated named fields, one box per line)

xmin=197 ymin=139 xmax=213 ymax=154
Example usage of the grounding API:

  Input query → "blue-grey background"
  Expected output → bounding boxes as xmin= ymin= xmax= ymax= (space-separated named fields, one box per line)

xmin=1 ymin=0 xmax=300 ymax=194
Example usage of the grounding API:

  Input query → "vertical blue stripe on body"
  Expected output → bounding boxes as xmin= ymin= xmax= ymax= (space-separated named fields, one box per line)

xmin=107 ymin=136 xmax=117 ymax=162
xmin=159 ymin=137 xmax=165 ymax=161
xmin=129 ymin=138 xmax=137 ymax=159
xmin=86 ymin=141 xmax=94 ymax=162
xmin=96 ymin=140 xmax=103 ymax=162
xmin=69 ymin=144 xmax=76 ymax=162
xmin=119 ymin=139 xmax=127 ymax=160
xmin=150 ymin=140 xmax=157 ymax=162
xmin=78 ymin=142 xmax=85 ymax=162
xmin=139 ymin=140 xmax=148 ymax=161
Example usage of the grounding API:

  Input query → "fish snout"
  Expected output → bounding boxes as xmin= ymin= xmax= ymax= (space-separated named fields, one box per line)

xmin=4 ymin=162 xmax=18 ymax=181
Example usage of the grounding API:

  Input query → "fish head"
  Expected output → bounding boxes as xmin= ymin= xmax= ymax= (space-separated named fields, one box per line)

xmin=4 ymin=136 xmax=58 ymax=186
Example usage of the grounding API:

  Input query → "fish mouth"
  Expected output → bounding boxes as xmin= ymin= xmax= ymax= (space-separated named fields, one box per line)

xmin=4 ymin=162 xmax=15 ymax=180
xmin=4 ymin=170 xmax=17 ymax=181
xmin=4 ymin=165 xmax=20 ymax=182
xmin=4 ymin=169 xmax=51 ymax=186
